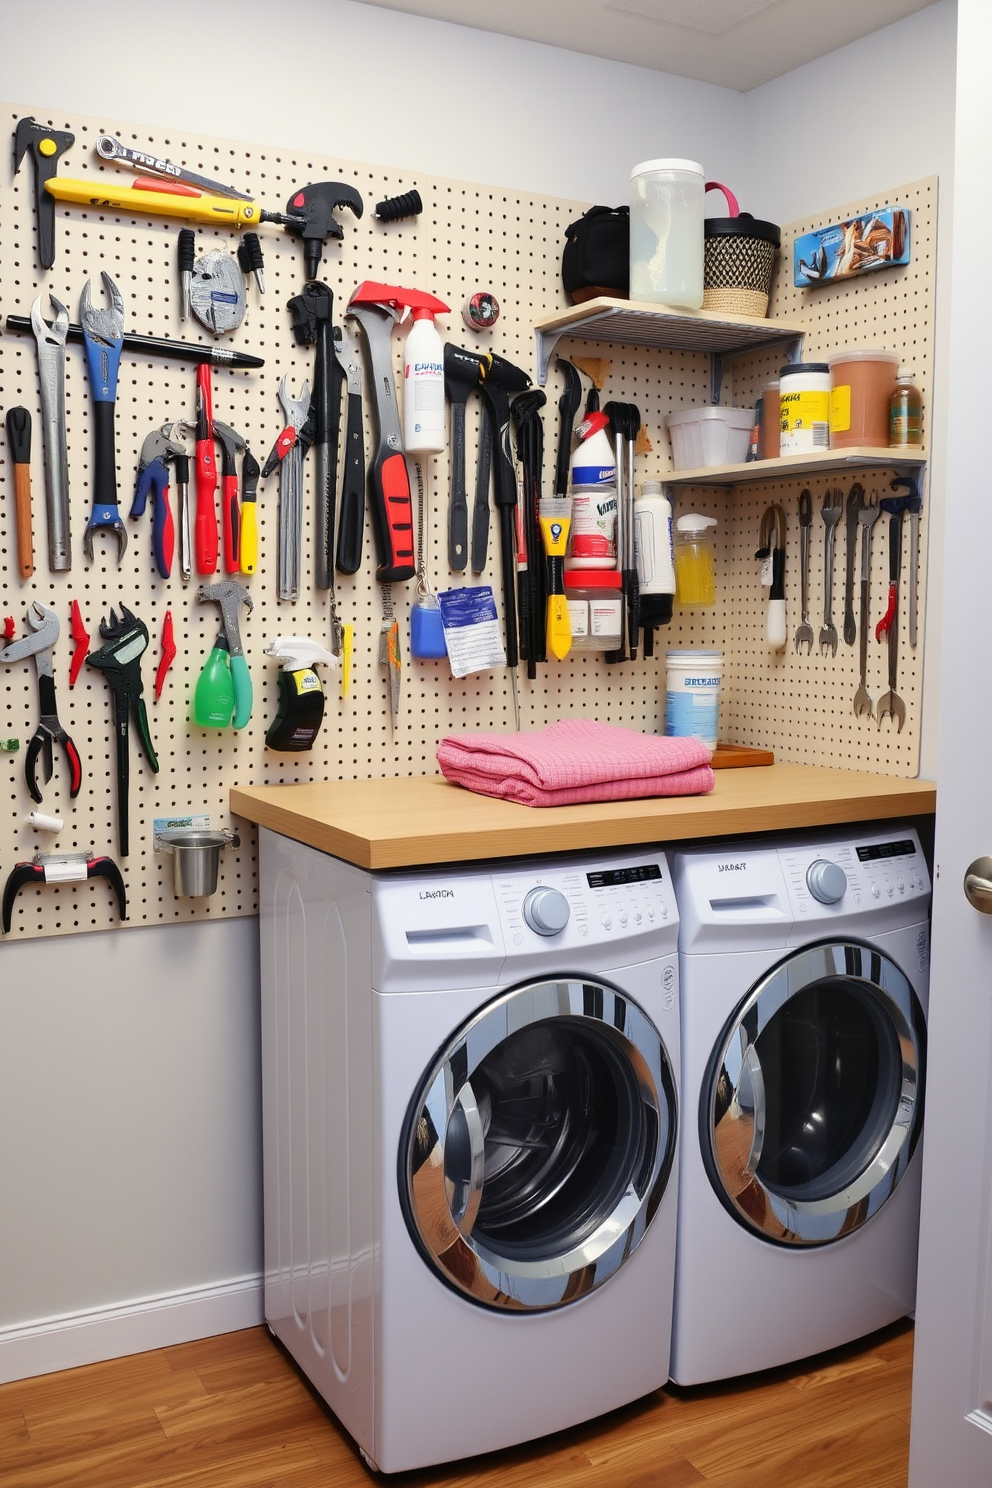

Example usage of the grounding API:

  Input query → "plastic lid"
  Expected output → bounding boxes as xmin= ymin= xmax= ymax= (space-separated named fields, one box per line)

xmin=631 ymin=158 xmax=704 ymax=179
xmin=411 ymin=306 xmax=436 ymax=321
xmin=639 ymin=480 xmax=666 ymax=495
xmin=826 ymin=348 xmax=901 ymax=365
xmin=676 ymin=513 xmax=718 ymax=533
xmin=897 ymin=367 xmax=916 ymax=378
xmin=563 ymin=569 xmax=623 ymax=589
xmin=704 ymin=213 xmax=781 ymax=247
xmin=666 ymin=649 xmax=723 ymax=660
xmin=780 ymin=362 xmax=830 ymax=376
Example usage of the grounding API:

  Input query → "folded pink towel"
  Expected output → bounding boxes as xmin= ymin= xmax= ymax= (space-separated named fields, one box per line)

xmin=436 ymin=718 xmax=715 ymax=807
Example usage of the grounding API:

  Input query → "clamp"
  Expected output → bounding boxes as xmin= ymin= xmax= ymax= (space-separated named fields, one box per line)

xmin=3 ymin=852 xmax=126 ymax=933
xmin=1 ymin=601 xmax=82 ymax=803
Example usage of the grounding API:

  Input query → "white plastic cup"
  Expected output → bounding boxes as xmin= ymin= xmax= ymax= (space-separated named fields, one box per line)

xmin=630 ymin=159 xmax=705 ymax=309
xmin=665 ymin=649 xmax=722 ymax=750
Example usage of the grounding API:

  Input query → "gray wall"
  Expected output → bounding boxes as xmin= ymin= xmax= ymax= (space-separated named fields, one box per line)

xmin=0 ymin=0 xmax=957 ymax=1363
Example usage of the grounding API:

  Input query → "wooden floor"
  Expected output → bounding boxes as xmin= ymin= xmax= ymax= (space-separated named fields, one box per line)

xmin=0 ymin=1319 xmax=913 ymax=1487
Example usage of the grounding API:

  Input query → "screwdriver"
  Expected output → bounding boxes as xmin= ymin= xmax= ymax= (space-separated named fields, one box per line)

xmin=194 ymin=366 xmax=218 ymax=575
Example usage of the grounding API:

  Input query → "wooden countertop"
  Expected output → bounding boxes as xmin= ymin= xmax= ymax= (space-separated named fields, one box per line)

xmin=231 ymin=765 xmax=936 ymax=872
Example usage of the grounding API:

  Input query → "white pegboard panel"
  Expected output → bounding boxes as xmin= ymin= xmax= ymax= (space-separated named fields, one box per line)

xmin=0 ymin=103 xmax=935 ymax=944
xmin=665 ymin=179 xmax=935 ymax=780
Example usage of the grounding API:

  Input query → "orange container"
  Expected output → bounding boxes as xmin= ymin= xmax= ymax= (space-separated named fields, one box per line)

xmin=760 ymin=381 xmax=780 ymax=459
xmin=828 ymin=349 xmax=900 ymax=449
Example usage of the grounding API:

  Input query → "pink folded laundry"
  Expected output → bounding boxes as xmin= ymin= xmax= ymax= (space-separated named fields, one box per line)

xmin=436 ymin=718 xmax=714 ymax=807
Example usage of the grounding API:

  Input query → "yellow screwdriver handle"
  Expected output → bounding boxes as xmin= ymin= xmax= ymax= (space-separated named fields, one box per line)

xmin=45 ymin=177 xmax=265 ymax=230
xmin=239 ymin=502 xmax=259 ymax=576
xmin=341 ymin=625 xmax=354 ymax=699
xmin=546 ymin=594 xmax=572 ymax=661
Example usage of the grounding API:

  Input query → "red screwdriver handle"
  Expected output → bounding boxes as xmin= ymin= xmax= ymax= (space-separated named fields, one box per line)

xmin=195 ymin=365 xmax=218 ymax=573
xmin=221 ymin=474 xmax=240 ymax=573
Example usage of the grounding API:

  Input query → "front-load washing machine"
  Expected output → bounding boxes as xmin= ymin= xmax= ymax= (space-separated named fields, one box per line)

xmin=259 ymin=830 xmax=681 ymax=1472
xmin=669 ymin=825 xmax=929 ymax=1386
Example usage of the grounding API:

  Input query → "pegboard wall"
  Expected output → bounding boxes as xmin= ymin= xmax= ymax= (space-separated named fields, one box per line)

xmin=0 ymin=101 xmax=935 ymax=941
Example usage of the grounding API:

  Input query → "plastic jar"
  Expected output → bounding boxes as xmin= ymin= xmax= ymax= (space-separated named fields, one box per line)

xmin=665 ymin=650 xmax=722 ymax=750
xmin=563 ymin=570 xmax=623 ymax=650
xmin=674 ymin=514 xmax=717 ymax=607
xmin=565 ymin=485 xmax=619 ymax=569
xmin=760 ymin=380 xmax=780 ymax=459
xmin=779 ymin=363 xmax=830 ymax=454
xmin=827 ymin=349 xmax=900 ymax=449
xmin=629 ymin=158 xmax=705 ymax=309
xmin=889 ymin=367 xmax=924 ymax=448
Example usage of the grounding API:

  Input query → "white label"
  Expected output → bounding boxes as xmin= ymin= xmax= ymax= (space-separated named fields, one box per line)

xmin=760 ymin=555 xmax=773 ymax=587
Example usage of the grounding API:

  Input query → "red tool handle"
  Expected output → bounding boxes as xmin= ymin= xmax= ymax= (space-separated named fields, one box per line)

xmin=155 ymin=610 xmax=177 ymax=700
xmin=875 ymin=582 xmax=897 ymax=640
xmin=221 ymin=474 xmax=240 ymax=573
xmin=371 ymin=450 xmax=416 ymax=583
xmin=69 ymin=600 xmax=90 ymax=687
xmin=195 ymin=365 xmax=218 ymax=574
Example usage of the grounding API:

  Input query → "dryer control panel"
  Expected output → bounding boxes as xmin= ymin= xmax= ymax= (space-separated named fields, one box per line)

xmin=779 ymin=829 xmax=930 ymax=922
xmin=494 ymin=855 xmax=677 ymax=951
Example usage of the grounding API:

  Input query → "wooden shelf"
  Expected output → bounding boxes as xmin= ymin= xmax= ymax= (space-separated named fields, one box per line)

xmin=232 ymin=766 xmax=936 ymax=872
xmin=533 ymin=297 xmax=806 ymax=386
xmin=664 ymin=447 xmax=928 ymax=488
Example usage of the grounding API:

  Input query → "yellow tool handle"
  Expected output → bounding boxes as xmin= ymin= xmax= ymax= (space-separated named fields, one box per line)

xmin=546 ymin=594 xmax=572 ymax=661
xmin=46 ymin=177 xmax=265 ymax=230
xmin=341 ymin=625 xmax=354 ymax=699
xmin=239 ymin=501 xmax=259 ymax=575
xmin=12 ymin=463 xmax=33 ymax=579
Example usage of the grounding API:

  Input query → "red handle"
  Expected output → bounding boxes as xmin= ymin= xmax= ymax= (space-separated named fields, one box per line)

xmin=704 ymin=181 xmax=740 ymax=217
xmin=875 ymin=582 xmax=897 ymax=640
xmin=195 ymin=366 xmax=218 ymax=574
xmin=63 ymin=734 xmax=83 ymax=798
xmin=155 ymin=610 xmax=177 ymax=700
xmin=221 ymin=475 xmax=240 ymax=573
xmin=378 ymin=452 xmax=415 ymax=581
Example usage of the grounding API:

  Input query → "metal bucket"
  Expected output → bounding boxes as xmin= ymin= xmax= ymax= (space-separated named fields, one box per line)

xmin=156 ymin=829 xmax=239 ymax=897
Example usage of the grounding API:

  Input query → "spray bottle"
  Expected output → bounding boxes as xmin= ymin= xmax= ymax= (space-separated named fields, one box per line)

xmin=634 ymin=479 xmax=676 ymax=628
xmin=264 ymin=638 xmax=340 ymax=752
xmin=403 ymin=306 xmax=448 ymax=453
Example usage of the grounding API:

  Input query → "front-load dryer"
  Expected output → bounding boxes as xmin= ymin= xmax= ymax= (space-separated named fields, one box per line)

xmin=259 ymin=831 xmax=681 ymax=1472
xmin=669 ymin=825 xmax=929 ymax=1386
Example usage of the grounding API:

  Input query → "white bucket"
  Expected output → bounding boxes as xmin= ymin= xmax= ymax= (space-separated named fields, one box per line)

xmin=665 ymin=649 xmax=722 ymax=750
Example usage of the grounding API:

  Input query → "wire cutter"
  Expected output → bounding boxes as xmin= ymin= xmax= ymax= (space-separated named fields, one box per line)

xmin=0 ymin=601 xmax=83 ymax=803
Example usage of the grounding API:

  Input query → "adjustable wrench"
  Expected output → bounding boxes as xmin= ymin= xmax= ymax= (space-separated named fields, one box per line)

xmin=80 ymin=273 xmax=127 ymax=563
xmin=30 ymin=294 xmax=71 ymax=571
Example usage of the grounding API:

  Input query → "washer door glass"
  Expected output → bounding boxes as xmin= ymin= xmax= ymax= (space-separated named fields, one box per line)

xmin=401 ymin=978 xmax=677 ymax=1311
xmin=703 ymin=941 xmax=925 ymax=1247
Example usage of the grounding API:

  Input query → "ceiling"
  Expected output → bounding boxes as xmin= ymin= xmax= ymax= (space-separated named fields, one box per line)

xmin=351 ymin=0 xmax=938 ymax=91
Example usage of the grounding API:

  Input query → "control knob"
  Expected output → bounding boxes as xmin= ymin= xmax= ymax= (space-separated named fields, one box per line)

xmin=806 ymin=858 xmax=848 ymax=905
xmin=522 ymin=886 xmax=570 ymax=936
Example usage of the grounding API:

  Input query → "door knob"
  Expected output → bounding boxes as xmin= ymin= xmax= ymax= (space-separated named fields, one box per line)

xmin=964 ymin=857 xmax=992 ymax=912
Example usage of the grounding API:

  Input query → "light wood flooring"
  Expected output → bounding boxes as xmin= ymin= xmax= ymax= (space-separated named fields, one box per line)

xmin=0 ymin=1318 xmax=913 ymax=1487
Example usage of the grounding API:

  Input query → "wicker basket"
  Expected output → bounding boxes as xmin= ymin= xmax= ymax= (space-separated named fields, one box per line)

xmin=703 ymin=182 xmax=780 ymax=318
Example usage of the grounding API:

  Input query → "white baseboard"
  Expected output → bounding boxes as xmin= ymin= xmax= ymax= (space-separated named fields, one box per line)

xmin=0 ymin=1273 xmax=264 ymax=1384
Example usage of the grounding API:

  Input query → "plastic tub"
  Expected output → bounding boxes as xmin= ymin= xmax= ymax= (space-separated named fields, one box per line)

xmin=828 ymin=349 xmax=900 ymax=449
xmin=563 ymin=569 xmax=623 ymax=651
xmin=667 ymin=406 xmax=754 ymax=470
xmin=629 ymin=158 xmax=705 ymax=308
xmin=665 ymin=650 xmax=722 ymax=750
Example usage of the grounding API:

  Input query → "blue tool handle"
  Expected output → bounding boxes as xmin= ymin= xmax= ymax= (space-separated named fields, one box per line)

xmin=90 ymin=401 xmax=119 ymax=510
xmin=83 ymin=332 xmax=122 ymax=401
xmin=230 ymin=654 xmax=253 ymax=730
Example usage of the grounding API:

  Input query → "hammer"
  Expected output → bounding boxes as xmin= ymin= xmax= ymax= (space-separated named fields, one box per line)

xmin=195 ymin=582 xmax=253 ymax=730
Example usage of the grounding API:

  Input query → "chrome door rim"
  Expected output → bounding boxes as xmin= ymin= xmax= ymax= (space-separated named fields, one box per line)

xmin=704 ymin=940 xmax=924 ymax=1247
xmin=401 ymin=977 xmax=676 ymax=1311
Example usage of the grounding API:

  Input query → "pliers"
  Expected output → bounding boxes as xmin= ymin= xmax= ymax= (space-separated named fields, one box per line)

xmin=130 ymin=422 xmax=191 ymax=578
xmin=0 ymin=601 xmax=83 ymax=803
xmin=80 ymin=272 xmax=127 ymax=563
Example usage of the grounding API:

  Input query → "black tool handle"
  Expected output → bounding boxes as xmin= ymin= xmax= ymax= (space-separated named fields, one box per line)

xmin=448 ymin=399 xmax=468 ymax=571
xmin=471 ymin=406 xmax=493 ymax=574
xmin=2 ymin=863 xmax=45 ymax=932
xmin=111 ymin=689 xmax=131 ymax=858
xmin=91 ymin=400 xmax=118 ymax=510
xmin=134 ymin=696 xmax=160 ymax=773
xmin=336 ymin=392 xmax=366 ymax=575
xmin=889 ymin=511 xmax=903 ymax=583
xmin=5 ymin=406 xmax=31 ymax=462
xmin=87 ymin=856 xmax=127 ymax=922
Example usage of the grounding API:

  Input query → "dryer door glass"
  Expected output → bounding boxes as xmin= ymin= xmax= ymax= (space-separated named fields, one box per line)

xmin=401 ymin=978 xmax=677 ymax=1311
xmin=704 ymin=941 xmax=925 ymax=1247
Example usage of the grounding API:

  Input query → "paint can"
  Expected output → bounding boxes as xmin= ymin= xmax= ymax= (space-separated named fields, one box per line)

xmin=665 ymin=649 xmax=722 ymax=750
xmin=779 ymin=363 xmax=830 ymax=454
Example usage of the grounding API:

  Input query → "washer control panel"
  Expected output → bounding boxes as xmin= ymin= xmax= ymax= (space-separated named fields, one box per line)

xmin=780 ymin=830 xmax=930 ymax=920
xmin=495 ymin=855 xmax=677 ymax=948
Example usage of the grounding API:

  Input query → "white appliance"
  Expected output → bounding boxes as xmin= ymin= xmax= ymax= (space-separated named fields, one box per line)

xmin=259 ymin=830 xmax=682 ymax=1473
xmin=670 ymin=825 xmax=930 ymax=1386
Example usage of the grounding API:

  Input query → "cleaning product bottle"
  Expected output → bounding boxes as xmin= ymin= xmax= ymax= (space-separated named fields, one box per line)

xmin=674 ymin=514 xmax=718 ymax=606
xmin=634 ymin=480 xmax=676 ymax=627
xmin=403 ymin=305 xmax=448 ymax=453
xmin=264 ymin=638 xmax=340 ymax=751
xmin=567 ymin=411 xmax=618 ymax=569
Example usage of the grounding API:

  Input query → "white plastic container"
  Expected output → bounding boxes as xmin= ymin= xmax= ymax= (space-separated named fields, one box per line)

xmin=665 ymin=649 xmax=722 ymax=750
xmin=402 ymin=308 xmax=446 ymax=453
xmin=779 ymin=362 xmax=830 ymax=454
xmin=630 ymin=159 xmax=705 ymax=308
xmin=563 ymin=570 xmax=623 ymax=650
xmin=667 ymin=406 xmax=753 ymax=470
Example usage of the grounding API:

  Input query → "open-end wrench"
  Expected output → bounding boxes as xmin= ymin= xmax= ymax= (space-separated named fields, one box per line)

xmin=819 ymin=488 xmax=843 ymax=656
xmin=80 ymin=273 xmax=127 ymax=563
xmin=891 ymin=475 xmax=923 ymax=647
xmin=30 ymin=294 xmax=71 ymax=571
xmin=794 ymin=488 xmax=814 ymax=653
xmin=875 ymin=494 xmax=908 ymax=731
xmin=843 ymin=482 xmax=863 ymax=646
xmin=854 ymin=490 xmax=880 ymax=718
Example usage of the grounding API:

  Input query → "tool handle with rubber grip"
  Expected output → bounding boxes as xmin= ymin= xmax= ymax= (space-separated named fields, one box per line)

xmin=24 ymin=733 xmax=48 ymax=804
xmin=239 ymin=501 xmax=258 ymax=574
xmin=87 ymin=856 xmax=127 ymax=922
xmin=471 ymin=409 xmax=493 ymax=574
xmin=370 ymin=450 xmax=415 ymax=583
xmin=12 ymin=463 xmax=33 ymax=579
xmin=2 ymin=862 xmax=46 ymax=933
xmin=152 ymin=477 xmax=175 ymax=579
xmin=90 ymin=400 xmax=119 ymax=510
xmin=448 ymin=401 xmax=468 ymax=571
xmin=133 ymin=696 xmax=159 ymax=773
xmin=229 ymin=654 xmax=253 ymax=730
xmin=63 ymin=732 xmax=83 ymax=797
xmin=221 ymin=474 xmax=240 ymax=573
xmin=195 ymin=437 xmax=218 ymax=573
xmin=336 ymin=392 xmax=365 ymax=574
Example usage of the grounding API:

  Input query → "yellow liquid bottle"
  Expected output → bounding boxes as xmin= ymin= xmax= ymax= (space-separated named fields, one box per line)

xmin=674 ymin=514 xmax=717 ymax=607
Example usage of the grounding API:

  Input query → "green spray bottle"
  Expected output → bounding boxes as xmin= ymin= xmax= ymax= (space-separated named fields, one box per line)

xmin=264 ymin=637 xmax=340 ymax=751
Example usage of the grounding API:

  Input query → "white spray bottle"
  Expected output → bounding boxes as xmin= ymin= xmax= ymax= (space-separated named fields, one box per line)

xmin=403 ymin=305 xmax=448 ymax=453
